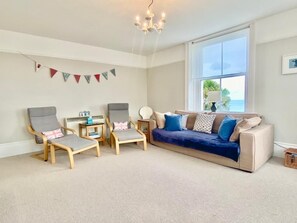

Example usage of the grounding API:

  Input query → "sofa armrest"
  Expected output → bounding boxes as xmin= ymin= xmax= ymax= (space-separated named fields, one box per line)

xmin=149 ymin=120 xmax=157 ymax=144
xmin=239 ymin=123 xmax=274 ymax=172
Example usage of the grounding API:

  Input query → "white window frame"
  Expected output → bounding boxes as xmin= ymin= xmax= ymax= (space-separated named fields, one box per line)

xmin=186 ymin=24 xmax=255 ymax=112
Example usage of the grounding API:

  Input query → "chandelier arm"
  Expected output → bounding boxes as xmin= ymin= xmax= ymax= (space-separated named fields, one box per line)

xmin=148 ymin=0 xmax=154 ymax=9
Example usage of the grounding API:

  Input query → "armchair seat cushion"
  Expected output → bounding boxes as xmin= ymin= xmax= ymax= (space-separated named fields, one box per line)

xmin=113 ymin=129 xmax=143 ymax=141
xmin=49 ymin=134 xmax=97 ymax=151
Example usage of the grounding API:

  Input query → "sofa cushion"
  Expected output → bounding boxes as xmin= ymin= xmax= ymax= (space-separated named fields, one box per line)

xmin=218 ymin=116 xmax=237 ymax=141
xmin=229 ymin=117 xmax=262 ymax=142
xmin=164 ymin=114 xmax=182 ymax=131
xmin=154 ymin=111 xmax=172 ymax=129
xmin=212 ymin=113 xmax=260 ymax=133
xmin=193 ymin=113 xmax=216 ymax=134
xmin=181 ymin=114 xmax=189 ymax=130
xmin=152 ymin=128 xmax=240 ymax=161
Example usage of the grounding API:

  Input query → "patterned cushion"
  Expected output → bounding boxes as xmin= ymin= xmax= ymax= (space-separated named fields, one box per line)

xmin=42 ymin=128 xmax=64 ymax=140
xmin=193 ymin=114 xmax=216 ymax=134
xmin=114 ymin=121 xmax=128 ymax=131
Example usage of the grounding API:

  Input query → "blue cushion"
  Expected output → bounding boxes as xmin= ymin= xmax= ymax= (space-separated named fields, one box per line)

xmin=164 ymin=114 xmax=182 ymax=131
xmin=218 ymin=116 xmax=237 ymax=141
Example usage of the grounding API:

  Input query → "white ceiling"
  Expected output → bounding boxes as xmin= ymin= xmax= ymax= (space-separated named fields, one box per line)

xmin=1 ymin=0 xmax=297 ymax=55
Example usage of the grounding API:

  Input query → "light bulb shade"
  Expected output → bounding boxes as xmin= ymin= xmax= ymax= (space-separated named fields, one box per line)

xmin=207 ymin=91 xmax=220 ymax=102
xmin=135 ymin=2 xmax=166 ymax=34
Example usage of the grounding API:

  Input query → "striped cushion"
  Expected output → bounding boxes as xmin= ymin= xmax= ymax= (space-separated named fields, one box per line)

xmin=42 ymin=128 xmax=64 ymax=140
xmin=114 ymin=122 xmax=128 ymax=131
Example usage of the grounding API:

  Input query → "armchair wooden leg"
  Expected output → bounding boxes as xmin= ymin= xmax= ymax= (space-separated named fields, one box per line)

xmin=67 ymin=150 xmax=74 ymax=169
xmin=43 ymin=145 xmax=49 ymax=161
xmin=50 ymin=144 xmax=56 ymax=164
xmin=115 ymin=141 xmax=120 ymax=155
xmin=111 ymin=135 xmax=114 ymax=149
xmin=143 ymin=139 xmax=147 ymax=151
xmin=95 ymin=143 xmax=100 ymax=157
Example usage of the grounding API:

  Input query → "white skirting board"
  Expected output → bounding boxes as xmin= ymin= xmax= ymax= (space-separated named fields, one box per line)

xmin=0 ymin=140 xmax=41 ymax=159
xmin=274 ymin=141 xmax=297 ymax=158
xmin=0 ymin=140 xmax=296 ymax=159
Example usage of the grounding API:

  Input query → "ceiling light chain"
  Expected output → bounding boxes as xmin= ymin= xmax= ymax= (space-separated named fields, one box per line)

xmin=134 ymin=0 xmax=166 ymax=34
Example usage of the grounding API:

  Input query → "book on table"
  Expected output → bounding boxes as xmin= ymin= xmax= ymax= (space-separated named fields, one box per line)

xmin=89 ymin=132 xmax=100 ymax=138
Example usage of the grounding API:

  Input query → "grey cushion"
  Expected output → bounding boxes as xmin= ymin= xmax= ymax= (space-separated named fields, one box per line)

xmin=28 ymin=106 xmax=61 ymax=144
xmin=113 ymin=129 xmax=143 ymax=142
xmin=49 ymin=134 xmax=97 ymax=151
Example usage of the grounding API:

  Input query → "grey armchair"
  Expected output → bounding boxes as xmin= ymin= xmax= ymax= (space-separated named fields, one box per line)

xmin=27 ymin=106 xmax=100 ymax=169
xmin=106 ymin=103 xmax=147 ymax=155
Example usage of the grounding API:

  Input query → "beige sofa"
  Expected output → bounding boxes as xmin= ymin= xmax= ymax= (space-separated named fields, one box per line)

xmin=149 ymin=110 xmax=274 ymax=172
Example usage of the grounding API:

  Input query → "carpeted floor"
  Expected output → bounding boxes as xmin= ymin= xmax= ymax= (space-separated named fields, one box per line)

xmin=0 ymin=144 xmax=296 ymax=223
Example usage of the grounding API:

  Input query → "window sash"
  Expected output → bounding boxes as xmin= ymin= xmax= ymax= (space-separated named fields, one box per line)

xmin=188 ymin=27 xmax=250 ymax=112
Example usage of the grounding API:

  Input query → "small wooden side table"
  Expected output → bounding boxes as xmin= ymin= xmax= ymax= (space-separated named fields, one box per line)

xmin=79 ymin=123 xmax=106 ymax=145
xmin=137 ymin=119 xmax=151 ymax=142
xmin=284 ymin=148 xmax=297 ymax=169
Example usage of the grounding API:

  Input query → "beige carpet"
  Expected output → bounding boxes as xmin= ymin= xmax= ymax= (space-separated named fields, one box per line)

xmin=0 ymin=144 xmax=296 ymax=223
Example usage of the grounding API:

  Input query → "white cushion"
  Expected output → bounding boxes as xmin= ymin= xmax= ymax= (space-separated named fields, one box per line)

xmin=154 ymin=111 xmax=172 ymax=129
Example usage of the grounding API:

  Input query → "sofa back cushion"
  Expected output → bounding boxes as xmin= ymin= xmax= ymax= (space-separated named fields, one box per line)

xmin=175 ymin=110 xmax=260 ymax=133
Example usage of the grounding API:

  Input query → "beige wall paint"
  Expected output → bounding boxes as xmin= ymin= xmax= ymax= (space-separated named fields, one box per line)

xmin=147 ymin=61 xmax=185 ymax=112
xmin=0 ymin=52 xmax=147 ymax=144
xmin=255 ymin=36 xmax=297 ymax=144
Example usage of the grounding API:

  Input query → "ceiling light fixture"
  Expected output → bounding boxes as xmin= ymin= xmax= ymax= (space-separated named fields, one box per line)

xmin=134 ymin=0 xmax=166 ymax=34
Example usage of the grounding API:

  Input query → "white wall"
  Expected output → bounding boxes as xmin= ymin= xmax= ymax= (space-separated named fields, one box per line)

xmin=255 ymin=7 xmax=297 ymax=44
xmin=0 ymin=52 xmax=147 ymax=157
xmin=147 ymin=61 xmax=185 ymax=112
xmin=255 ymin=36 xmax=297 ymax=144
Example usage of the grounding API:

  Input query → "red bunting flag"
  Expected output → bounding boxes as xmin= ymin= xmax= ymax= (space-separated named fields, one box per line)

xmin=74 ymin=75 xmax=81 ymax=83
xmin=94 ymin=74 xmax=100 ymax=82
xmin=50 ymin=68 xmax=57 ymax=78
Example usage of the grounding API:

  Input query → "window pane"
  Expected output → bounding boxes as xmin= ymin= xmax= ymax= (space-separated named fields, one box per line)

xmin=201 ymin=79 xmax=220 ymax=111
xmin=220 ymin=76 xmax=245 ymax=112
xmin=223 ymin=37 xmax=247 ymax=75
xmin=202 ymin=43 xmax=222 ymax=77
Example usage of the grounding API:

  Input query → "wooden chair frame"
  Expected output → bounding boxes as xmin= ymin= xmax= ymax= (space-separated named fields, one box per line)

xmin=106 ymin=117 xmax=147 ymax=155
xmin=27 ymin=125 xmax=100 ymax=169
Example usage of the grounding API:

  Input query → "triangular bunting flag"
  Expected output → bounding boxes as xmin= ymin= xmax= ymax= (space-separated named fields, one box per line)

xmin=50 ymin=68 xmax=58 ymax=78
xmin=94 ymin=74 xmax=100 ymax=82
xmin=35 ymin=62 xmax=42 ymax=72
xmin=102 ymin=72 xmax=108 ymax=80
xmin=110 ymin=68 xmax=116 ymax=77
xmin=74 ymin=75 xmax=81 ymax=83
xmin=84 ymin=75 xmax=91 ymax=84
xmin=62 ymin=72 xmax=71 ymax=82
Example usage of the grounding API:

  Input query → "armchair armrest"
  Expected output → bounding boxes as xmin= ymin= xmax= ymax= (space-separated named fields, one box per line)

xmin=239 ymin=123 xmax=274 ymax=172
xmin=27 ymin=125 xmax=47 ymax=143
xmin=106 ymin=117 xmax=113 ymax=131
xmin=130 ymin=118 xmax=137 ymax=129
xmin=61 ymin=126 xmax=76 ymax=135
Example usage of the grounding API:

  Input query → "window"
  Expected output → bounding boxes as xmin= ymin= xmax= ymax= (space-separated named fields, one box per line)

xmin=188 ymin=28 xmax=249 ymax=112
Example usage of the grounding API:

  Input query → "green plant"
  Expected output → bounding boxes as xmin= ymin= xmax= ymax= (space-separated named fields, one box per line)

xmin=203 ymin=80 xmax=230 ymax=111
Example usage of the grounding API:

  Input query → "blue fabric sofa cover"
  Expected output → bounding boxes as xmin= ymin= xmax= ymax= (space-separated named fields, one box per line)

xmin=152 ymin=128 xmax=240 ymax=162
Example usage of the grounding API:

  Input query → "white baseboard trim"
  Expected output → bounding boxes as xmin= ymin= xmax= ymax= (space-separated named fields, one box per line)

xmin=0 ymin=140 xmax=41 ymax=159
xmin=274 ymin=141 xmax=297 ymax=158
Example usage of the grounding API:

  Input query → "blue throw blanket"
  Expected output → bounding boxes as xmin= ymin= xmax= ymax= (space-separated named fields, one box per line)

xmin=152 ymin=129 xmax=240 ymax=162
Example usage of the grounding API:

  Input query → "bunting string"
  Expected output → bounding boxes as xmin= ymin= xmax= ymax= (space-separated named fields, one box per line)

xmin=19 ymin=52 xmax=117 ymax=84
